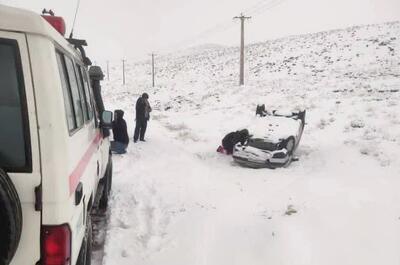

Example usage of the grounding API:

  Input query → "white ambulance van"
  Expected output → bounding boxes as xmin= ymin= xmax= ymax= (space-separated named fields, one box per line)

xmin=0 ymin=5 xmax=113 ymax=265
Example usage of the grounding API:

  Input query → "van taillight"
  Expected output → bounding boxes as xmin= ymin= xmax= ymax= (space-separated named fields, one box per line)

xmin=41 ymin=225 xmax=71 ymax=265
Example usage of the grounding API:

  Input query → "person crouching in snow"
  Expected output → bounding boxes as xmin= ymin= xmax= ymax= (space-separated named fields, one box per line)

xmin=134 ymin=93 xmax=152 ymax=142
xmin=111 ymin=110 xmax=129 ymax=154
xmin=218 ymin=129 xmax=250 ymax=154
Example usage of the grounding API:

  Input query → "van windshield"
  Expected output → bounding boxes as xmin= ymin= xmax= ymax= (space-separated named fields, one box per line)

xmin=0 ymin=40 xmax=30 ymax=171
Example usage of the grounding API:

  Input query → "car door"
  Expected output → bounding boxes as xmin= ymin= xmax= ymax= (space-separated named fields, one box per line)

xmin=0 ymin=31 xmax=42 ymax=265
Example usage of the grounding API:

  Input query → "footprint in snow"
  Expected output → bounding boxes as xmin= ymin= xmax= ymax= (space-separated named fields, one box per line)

xmin=116 ymin=218 xmax=131 ymax=229
xmin=121 ymin=249 xmax=129 ymax=258
xmin=284 ymin=205 xmax=298 ymax=216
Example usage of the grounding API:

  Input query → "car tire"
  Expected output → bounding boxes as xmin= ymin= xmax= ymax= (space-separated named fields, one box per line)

xmin=76 ymin=215 xmax=92 ymax=265
xmin=99 ymin=157 xmax=112 ymax=210
xmin=0 ymin=168 xmax=23 ymax=265
xmin=284 ymin=136 xmax=296 ymax=155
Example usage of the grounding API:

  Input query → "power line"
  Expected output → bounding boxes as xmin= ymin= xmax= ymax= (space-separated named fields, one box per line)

xmin=159 ymin=1 xmax=274 ymax=53
xmin=160 ymin=20 xmax=236 ymax=53
xmin=160 ymin=0 xmax=290 ymax=54
xmin=243 ymin=0 xmax=275 ymax=14
xmin=251 ymin=0 xmax=288 ymax=16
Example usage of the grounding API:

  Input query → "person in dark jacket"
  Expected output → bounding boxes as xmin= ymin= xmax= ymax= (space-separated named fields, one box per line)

xmin=134 ymin=93 xmax=152 ymax=142
xmin=111 ymin=109 xmax=129 ymax=154
xmin=220 ymin=129 xmax=250 ymax=154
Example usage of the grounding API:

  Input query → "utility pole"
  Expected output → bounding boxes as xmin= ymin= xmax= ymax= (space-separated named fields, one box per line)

xmin=106 ymin=60 xmax=110 ymax=81
xmin=233 ymin=13 xmax=251 ymax=86
xmin=151 ymin=53 xmax=155 ymax=87
xmin=122 ymin=59 xmax=126 ymax=85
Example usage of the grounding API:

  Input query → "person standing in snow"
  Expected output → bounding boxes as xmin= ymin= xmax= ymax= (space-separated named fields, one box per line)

xmin=219 ymin=129 xmax=250 ymax=154
xmin=134 ymin=93 xmax=152 ymax=142
xmin=111 ymin=109 xmax=129 ymax=154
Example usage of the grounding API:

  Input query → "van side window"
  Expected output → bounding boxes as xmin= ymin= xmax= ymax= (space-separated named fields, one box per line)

xmin=64 ymin=56 xmax=84 ymax=128
xmin=0 ymin=39 xmax=31 ymax=172
xmin=81 ymin=68 xmax=94 ymax=121
xmin=75 ymin=64 xmax=89 ymax=122
xmin=77 ymin=65 xmax=94 ymax=121
xmin=56 ymin=52 xmax=76 ymax=131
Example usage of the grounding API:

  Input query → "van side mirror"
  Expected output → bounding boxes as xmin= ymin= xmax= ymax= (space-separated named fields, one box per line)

xmin=101 ymin=110 xmax=113 ymax=129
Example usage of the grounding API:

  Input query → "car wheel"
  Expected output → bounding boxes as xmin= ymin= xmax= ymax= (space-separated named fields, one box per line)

xmin=285 ymin=137 xmax=296 ymax=155
xmin=0 ymin=169 xmax=23 ymax=265
xmin=76 ymin=215 xmax=92 ymax=265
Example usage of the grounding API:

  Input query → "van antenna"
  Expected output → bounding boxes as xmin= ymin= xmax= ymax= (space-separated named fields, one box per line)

xmin=69 ymin=0 xmax=82 ymax=39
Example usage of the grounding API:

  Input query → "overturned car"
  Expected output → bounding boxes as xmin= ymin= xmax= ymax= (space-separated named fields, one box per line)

xmin=233 ymin=108 xmax=306 ymax=169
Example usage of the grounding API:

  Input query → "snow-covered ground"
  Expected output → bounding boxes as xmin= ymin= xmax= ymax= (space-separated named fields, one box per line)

xmin=97 ymin=21 xmax=400 ymax=265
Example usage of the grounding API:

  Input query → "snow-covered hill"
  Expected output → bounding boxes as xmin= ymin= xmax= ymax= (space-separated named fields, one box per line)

xmin=104 ymin=21 xmax=399 ymax=167
xmin=99 ymin=21 xmax=400 ymax=265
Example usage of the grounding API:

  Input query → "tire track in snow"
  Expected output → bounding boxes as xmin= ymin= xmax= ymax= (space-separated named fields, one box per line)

xmin=101 ymin=127 xmax=177 ymax=264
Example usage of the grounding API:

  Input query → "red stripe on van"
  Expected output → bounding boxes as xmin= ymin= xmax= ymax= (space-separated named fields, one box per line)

xmin=69 ymin=132 xmax=102 ymax=195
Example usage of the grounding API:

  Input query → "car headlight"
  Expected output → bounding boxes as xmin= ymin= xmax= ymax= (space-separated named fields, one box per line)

xmin=272 ymin=151 xmax=287 ymax=159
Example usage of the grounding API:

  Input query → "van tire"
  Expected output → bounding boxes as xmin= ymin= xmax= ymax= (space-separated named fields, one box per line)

xmin=0 ymin=169 xmax=23 ymax=265
xmin=76 ymin=215 xmax=92 ymax=265
xmin=106 ymin=157 xmax=112 ymax=194
xmin=99 ymin=157 xmax=112 ymax=210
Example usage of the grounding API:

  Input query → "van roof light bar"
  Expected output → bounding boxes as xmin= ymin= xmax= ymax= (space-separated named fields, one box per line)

xmin=41 ymin=9 xmax=66 ymax=36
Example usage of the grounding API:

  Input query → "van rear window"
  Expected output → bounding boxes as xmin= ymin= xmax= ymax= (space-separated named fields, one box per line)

xmin=0 ymin=39 xmax=31 ymax=172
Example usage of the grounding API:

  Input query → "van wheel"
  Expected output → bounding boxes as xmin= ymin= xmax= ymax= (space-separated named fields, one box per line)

xmin=107 ymin=157 xmax=112 ymax=194
xmin=0 ymin=169 xmax=23 ymax=265
xmin=77 ymin=215 xmax=92 ymax=265
xmin=99 ymin=158 xmax=112 ymax=210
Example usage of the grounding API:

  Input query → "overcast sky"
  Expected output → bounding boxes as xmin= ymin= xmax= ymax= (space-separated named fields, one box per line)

xmin=1 ymin=0 xmax=399 ymax=62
